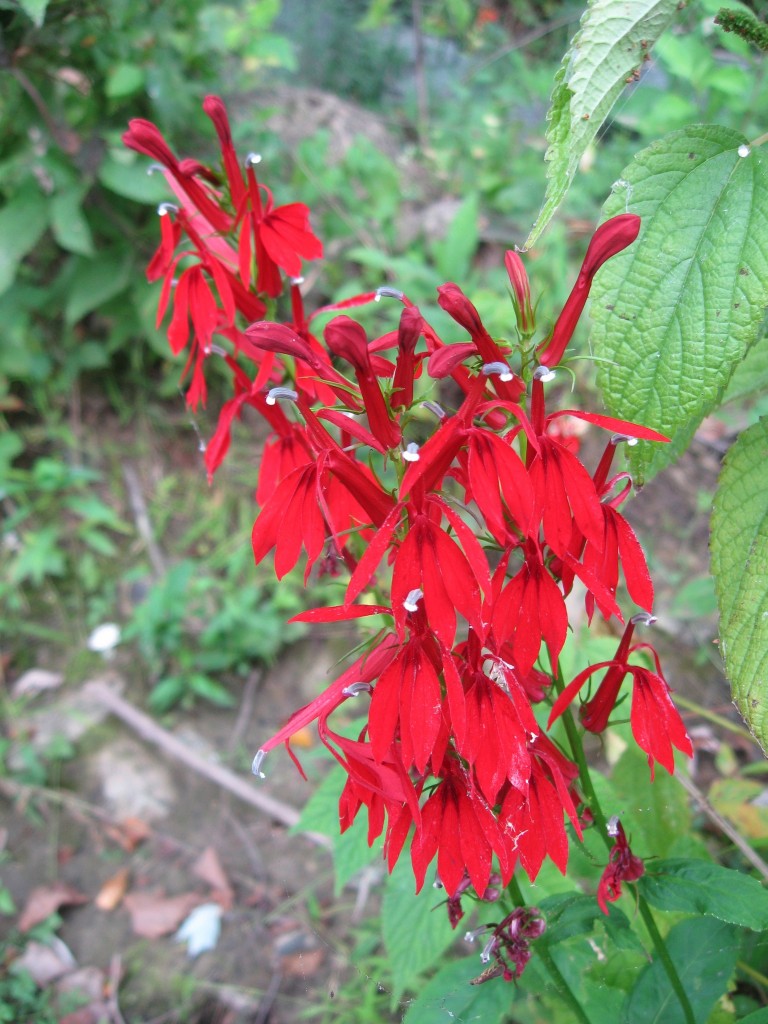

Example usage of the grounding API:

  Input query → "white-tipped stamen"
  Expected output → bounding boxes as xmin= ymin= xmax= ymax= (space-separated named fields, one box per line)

xmin=482 ymin=361 xmax=513 ymax=381
xmin=157 ymin=202 xmax=179 ymax=216
xmin=630 ymin=611 xmax=657 ymax=626
xmin=245 ymin=152 xmax=262 ymax=167
xmin=375 ymin=286 xmax=405 ymax=301
xmin=403 ymin=588 xmax=423 ymax=613
xmin=738 ymin=144 xmax=751 ymax=158
xmin=607 ymin=814 xmax=621 ymax=837
xmin=533 ymin=364 xmax=556 ymax=382
xmin=480 ymin=936 xmax=497 ymax=964
xmin=342 ymin=682 xmax=372 ymax=697
xmin=402 ymin=442 xmax=420 ymax=462
xmin=464 ymin=927 xmax=486 ymax=944
xmin=251 ymin=750 xmax=267 ymax=778
xmin=266 ymin=386 xmax=299 ymax=406
xmin=290 ymin=276 xmax=305 ymax=286
xmin=147 ymin=163 xmax=166 ymax=176
xmin=421 ymin=401 xmax=446 ymax=420
xmin=610 ymin=432 xmax=639 ymax=447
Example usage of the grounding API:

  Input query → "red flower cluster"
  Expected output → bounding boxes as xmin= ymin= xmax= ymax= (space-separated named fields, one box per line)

xmin=127 ymin=98 xmax=692 ymax=946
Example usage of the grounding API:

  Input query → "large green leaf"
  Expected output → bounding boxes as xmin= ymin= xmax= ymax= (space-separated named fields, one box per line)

xmin=623 ymin=917 xmax=740 ymax=1024
xmin=382 ymin=855 xmax=457 ymax=1003
xmin=525 ymin=0 xmax=680 ymax=248
xmin=402 ymin=954 xmax=512 ymax=1024
xmin=638 ymin=858 xmax=768 ymax=930
xmin=591 ymin=125 xmax=768 ymax=482
xmin=711 ymin=417 xmax=768 ymax=750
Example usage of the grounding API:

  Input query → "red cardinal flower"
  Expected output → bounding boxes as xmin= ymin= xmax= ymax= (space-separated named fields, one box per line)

xmin=123 ymin=118 xmax=232 ymax=234
xmin=548 ymin=620 xmax=693 ymax=778
xmin=238 ymin=156 xmax=323 ymax=296
xmin=597 ymin=817 xmax=645 ymax=914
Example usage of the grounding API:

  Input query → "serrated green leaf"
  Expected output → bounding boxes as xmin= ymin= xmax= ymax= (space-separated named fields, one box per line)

xmin=50 ymin=188 xmax=94 ymax=257
xmin=402 ymin=953 xmax=513 ymax=1023
xmin=711 ymin=417 xmax=768 ymax=749
xmin=0 ymin=185 xmax=49 ymax=295
xmin=638 ymin=859 xmax=768 ymax=930
xmin=592 ymin=126 xmax=768 ymax=482
xmin=526 ymin=0 xmax=680 ymax=247
xmin=623 ymin=918 xmax=740 ymax=1024
xmin=722 ymin=318 xmax=768 ymax=405
xmin=382 ymin=855 xmax=457 ymax=1002
xmin=64 ymin=250 xmax=132 ymax=324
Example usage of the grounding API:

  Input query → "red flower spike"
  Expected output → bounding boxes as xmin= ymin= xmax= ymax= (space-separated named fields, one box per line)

xmin=597 ymin=818 xmax=645 ymax=914
xmin=537 ymin=214 xmax=641 ymax=367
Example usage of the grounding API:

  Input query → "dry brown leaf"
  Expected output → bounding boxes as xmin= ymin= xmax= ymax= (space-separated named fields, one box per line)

xmin=106 ymin=815 xmax=151 ymax=851
xmin=18 ymin=882 xmax=89 ymax=931
xmin=124 ymin=889 xmax=202 ymax=939
xmin=12 ymin=938 xmax=77 ymax=985
xmin=281 ymin=947 xmax=324 ymax=976
xmin=193 ymin=847 xmax=233 ymax=909
xmin=95 ymin=867 xmax=130 ymax=911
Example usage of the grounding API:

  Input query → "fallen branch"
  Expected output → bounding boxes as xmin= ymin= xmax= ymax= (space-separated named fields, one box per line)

xmin=676 ymin=769 xmax=768 ymax=882
xmin=83 ymin=680 xmax=331 ymax=850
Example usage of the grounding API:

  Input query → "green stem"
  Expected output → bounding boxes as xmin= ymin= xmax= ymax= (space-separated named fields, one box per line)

xmin=507 ymin=876 xmax=594 ymax=1024
xmin=551 ymin=665 xmax=696 ymax=1024
xmin=637 ymin=896 xmax=695 ymax=1024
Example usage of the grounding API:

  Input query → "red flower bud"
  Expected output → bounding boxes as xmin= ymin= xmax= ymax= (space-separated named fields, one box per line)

xmin=537 ymin=214 xmax=641 ymax=368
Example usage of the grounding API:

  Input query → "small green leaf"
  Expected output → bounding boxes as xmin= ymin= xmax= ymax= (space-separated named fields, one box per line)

xmin=623 ymin=918 xmax=740 ymax=1024
xmin=105 ymin=63 xmax=146 ymax=99
xmin=50 ymin=188 xmax=94 ymax=257
xmin=526 ymin=0 xmax=681 ymax=247
xmin=433 ymin=193 xmax=479 ymax=282
xmin=0 ymin=185 xmax=49 ymax=295
xmin=17 ymin=0 xmax=48 ymax=25
xmin=188 ymin=674 xmax=235 ymax=707
xmin=638 ymin=859 xmax=768 ymax=930
xmin=64 ymin=250 xmax=132 ymax=324
xmin=148 ymin=676 xmax=186 ymax=713
xmin=382 ymin=855 xmax=457 ymax=1002
xmin=99 ymin=155 xmax=173 ymax=205
xmin=592 ymin=125 xmax=768 ymax=482
xmin=711 ymin=417 xmax=768 ymax=749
